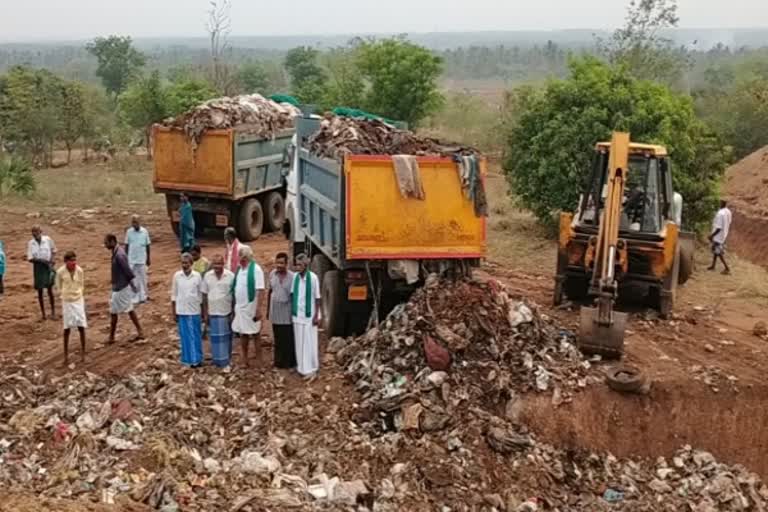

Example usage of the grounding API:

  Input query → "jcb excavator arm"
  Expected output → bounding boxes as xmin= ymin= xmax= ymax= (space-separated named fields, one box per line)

xmin=578 ymin=132 xmax=630 ymax=358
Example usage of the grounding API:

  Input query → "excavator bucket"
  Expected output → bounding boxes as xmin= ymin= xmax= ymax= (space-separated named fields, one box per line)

xmin=578 ymin=307 xmax=627 ymax=359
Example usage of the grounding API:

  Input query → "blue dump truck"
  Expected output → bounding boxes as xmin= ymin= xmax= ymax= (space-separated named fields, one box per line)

xmin=287 ymin=116 xmax=488 ymax=336
xmin=153 ymin=125 xmax=294 ymax=241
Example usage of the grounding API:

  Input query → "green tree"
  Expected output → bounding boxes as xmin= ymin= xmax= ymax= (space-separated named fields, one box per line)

xmin=356 ymin=38 xmax=444 ymax=127
xmin=284 ymin=46 xmax=328 ymax=104
xmin=58 ymin=81 xmax=89 ymax=164
xmin=503 ymin=57 xmax=727 ymax=230
xmin=322 ymin=46 xmax=365 ymax=109
xmin=597 ymin=0 xmax=687 ymax=85
xmin=119 ymin=71 xmax=167 ymax=159
xmin=165 ymin=79 xmax=216 ymax=116
xmin=0 ymin=66 xmax=65 ymax=167
xmin=86 ymin=36 xmax=146 ymax=97
xmin=0 ymin=157 xmax=35 ymax=197
xmin=237 ymin=61 xmax=270 ymax=93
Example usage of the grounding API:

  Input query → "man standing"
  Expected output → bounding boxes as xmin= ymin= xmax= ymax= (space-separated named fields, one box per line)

xmin=224 ymin=227 xmax=241 ymax=273
xmin=125 ymin=214 xmax=151 ymax=304
xmin=202 ymin=254 xmax=235 ymax=370
xmin=190 ymin=244 xmax=210 ymax=275
xmin=0 ymin=240 xmax=6 ymax=298
xmin=291 ymin=253 xmax=321 ymax=379
xmin=105 ymin=234 xmax=144 ymax=344
xmin=172 ymin=253 xmax=204 ymax=367
xmin=267 ymin=252 xmax=296 ymax=369
xmin=27 ymin=225 xmax=57 ymax=320
xmin=178 ymin=193 xmax=196 ymax=254
xmin=708 ymin=200 xmax=733 ymax=275
xmin=55 ymin=251 xmax=87 ymax=365
xmin=231 ymin=245 xmax=265 ymax=368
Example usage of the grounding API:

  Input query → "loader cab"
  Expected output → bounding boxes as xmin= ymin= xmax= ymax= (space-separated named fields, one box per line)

xmin=576 ymin=142 xmax=676 ymax=236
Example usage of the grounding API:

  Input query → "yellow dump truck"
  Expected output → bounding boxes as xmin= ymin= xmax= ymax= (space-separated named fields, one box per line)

xmin=291 ymin=116 xmax=486 ymax=336
xmin=152 ymin=125 xmax=294 ymax=241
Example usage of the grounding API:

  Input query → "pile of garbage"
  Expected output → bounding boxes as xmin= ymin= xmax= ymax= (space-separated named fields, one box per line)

xmin=162 ymin=94 xmax=301 ymax=148
xmin=333 ymin=276 xmax=597 ymax=435
xmin=308 ymin=115 xmax=476 ymax=160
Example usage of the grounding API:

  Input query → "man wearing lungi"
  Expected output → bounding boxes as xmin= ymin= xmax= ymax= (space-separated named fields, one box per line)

xmin=55 ymin=251 xmax=87 ymax=365
xmin=202 ymin=254 xmax=235 ymax=370
xmin=267 ymin=252 xmax=296 ymax=369
xmin=172 ymin=253 xmax=204 ymax=367
xmin=27 ymin=225 xmax=57 ymax=320
xmin=291 ymin=253 xmax=321 ymax=379
xmin=105 ymin=234 xmax=144 ymax=344
xmin=231 ymin=245 xmax=265 ymax=368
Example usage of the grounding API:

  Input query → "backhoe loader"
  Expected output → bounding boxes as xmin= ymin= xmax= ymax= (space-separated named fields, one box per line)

xmin=554 ymin=132 xmax=695 ymax=358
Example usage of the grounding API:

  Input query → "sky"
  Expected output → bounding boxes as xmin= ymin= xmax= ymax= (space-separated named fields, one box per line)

xmin=0 ymin=0 xmax=766 ymax=41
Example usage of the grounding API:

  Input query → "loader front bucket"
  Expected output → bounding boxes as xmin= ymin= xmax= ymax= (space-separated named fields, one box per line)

xmin=578 ymin=306 xmax=627 ymax=359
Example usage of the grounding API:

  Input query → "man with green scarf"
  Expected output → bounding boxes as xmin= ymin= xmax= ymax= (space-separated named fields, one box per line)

xmin=231 ymin=245 xmax=265 ymax=368
xmin=291 ymin=253 xmax=321 ymax=379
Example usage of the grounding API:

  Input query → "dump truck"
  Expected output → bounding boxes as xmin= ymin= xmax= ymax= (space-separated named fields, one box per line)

xmin=287 ymin=116 xmax=487 ymax=336
xmin=152 ymin=125 xmax=294 ymax=241
xmin=554 ymin=132 xmax=695 ymax=358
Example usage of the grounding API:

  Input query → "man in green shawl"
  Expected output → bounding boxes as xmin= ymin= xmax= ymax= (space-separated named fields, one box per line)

xmin=231 ymin=245 xmax=265 ymax=368
xmin=178 ymin=193 xmax=196 ymax=254
xmin=291 ymin=253 xmax=321 ymax=379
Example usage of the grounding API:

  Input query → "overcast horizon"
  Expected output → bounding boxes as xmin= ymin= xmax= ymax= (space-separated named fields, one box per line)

xmin=1 ymin=0 xmax=766 ymax=43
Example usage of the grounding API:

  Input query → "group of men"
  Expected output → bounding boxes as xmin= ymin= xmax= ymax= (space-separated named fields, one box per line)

xmin=8 ymin=218 xmax=322 ymax=377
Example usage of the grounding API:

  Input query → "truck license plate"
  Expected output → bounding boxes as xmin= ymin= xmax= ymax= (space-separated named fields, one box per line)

xmin=348 ymin=285 xmax=368 ymax=301
xmin=215 ymin=215 xmax=229 ymax=227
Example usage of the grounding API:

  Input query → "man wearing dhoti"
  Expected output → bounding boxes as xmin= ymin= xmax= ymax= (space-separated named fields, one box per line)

xmin=291 ymin=254 xmax=321 ymax=379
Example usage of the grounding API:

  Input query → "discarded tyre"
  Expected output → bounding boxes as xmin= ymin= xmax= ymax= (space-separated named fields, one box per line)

xmin=605 ymin=365 xmax=648 ymax=394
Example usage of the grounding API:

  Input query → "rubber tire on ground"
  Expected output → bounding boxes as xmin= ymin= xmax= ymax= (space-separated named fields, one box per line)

xmin=678 ymin=243 xmax=694 ymax=285
xmin=605 ymin=366 xmax=647 ymax=393
xmin=263 ymin=192 xmax=285 ymax=233
xmin=322 ymin=270 xmax=346 ymax=337
xmin=237 ymin=198 xmax=264 ymax=242
xmin=310 ymin=253 xmax=333 ymax=285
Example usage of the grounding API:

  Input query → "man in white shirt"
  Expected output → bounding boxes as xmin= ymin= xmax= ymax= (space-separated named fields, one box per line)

xmin=708 ymin=200 xmax=732 ymax=275
xmin=291 ymin=253 xmax=322 ymax=379
xmin=202 ymin=254 xmax=235 ymax=370
xmin=231 ymin=245 xmax=265 ymax=368
xmin=27 ymin=225 xmax=57 ymax=320
xmin=171 ymin=253 xmax=203 ymax=367
xmin=125 ymin=215 xmax=151 ymax=304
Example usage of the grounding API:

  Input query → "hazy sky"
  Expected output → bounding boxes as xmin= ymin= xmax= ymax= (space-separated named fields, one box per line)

xmin=1 ymin=0 xmax=766 ymax=41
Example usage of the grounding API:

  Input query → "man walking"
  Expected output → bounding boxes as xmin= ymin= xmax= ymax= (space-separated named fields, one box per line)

xmin=125 ymin=214 xmax=151 ymax=304
xmin=105 ymin=234 xmax=144 ymax=344
xmin=708 ymin=200 xmax=733 ymax=275
xmin=172 ymin=253 xmax=204 ymax=367
xmin=267 ymin=252 xmax=296 ymax=369
xmin=291 ymin=253 xmax=321 ymax=379
xmin=224 ymin=227 xmax=241 ymax=273
xmin=28 ymin=226 xmax=57 ymax=320
xmin=55 ymin=251 xmax=87 ymax=364
xmin=231 ymin=245 xmax=265 ymax=368
xmin=202 ymin=254 xmax=235 ymax=370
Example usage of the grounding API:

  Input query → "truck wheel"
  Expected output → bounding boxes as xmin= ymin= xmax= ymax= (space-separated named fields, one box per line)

xmin=322 ymin=270 xmax=345 ymax=337
xmin=310 ymin=253 xmax=332 ymax=284
xmin=263 ymin=192 xmax=285 ymax=233
xmin=238 ymin=198 xmax=264 ymax=242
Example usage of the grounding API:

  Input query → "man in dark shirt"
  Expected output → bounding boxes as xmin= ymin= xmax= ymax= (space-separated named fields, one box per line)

xmin=105 ymin=233 xmax=144 ymax=344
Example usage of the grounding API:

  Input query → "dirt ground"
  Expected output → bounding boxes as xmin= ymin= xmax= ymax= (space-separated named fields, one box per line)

xmin=2 ymin=160 xmax=768 ymax=508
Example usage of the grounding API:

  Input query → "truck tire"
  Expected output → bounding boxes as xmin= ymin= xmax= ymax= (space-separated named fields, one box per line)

xmin=322 ymin=270 xmax=345 ymax=337
xmin=238 ymin=198 xmax=264 ymax=242
xmin=310 ymin=253 xmax=333 ymax=285
xmin=263 ymin=192 xmax=285 ymax=233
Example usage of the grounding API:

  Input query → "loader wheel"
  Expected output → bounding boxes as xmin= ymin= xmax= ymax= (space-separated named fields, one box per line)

xmin=238 ymin=198 xmax=264 ymax=242
xmin=678 ymin=244 xmax=694 ymax=285
xmin=263 ymin=192 xmax=285 ymax=233
xmin=606 ymin=366 xmax=648 ymax=394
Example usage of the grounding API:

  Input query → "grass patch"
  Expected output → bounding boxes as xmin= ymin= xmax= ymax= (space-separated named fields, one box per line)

xmin=3 ymin=156 xmax=162 ymax=209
